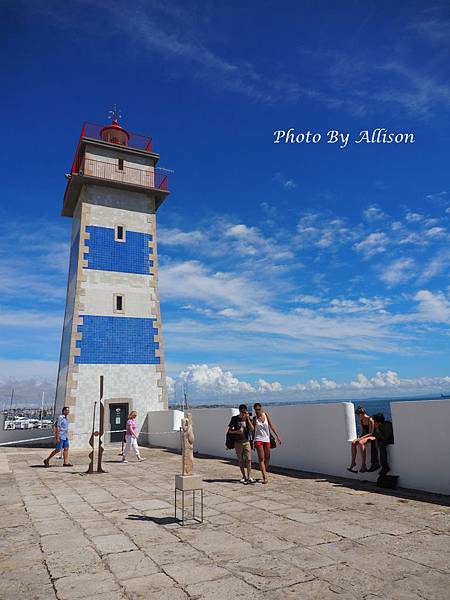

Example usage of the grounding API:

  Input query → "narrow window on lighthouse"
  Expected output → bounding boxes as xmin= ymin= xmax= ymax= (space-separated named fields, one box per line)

xmin=118 ymin=158 xmax=124 ymax=171
xmin=114 ymin=294 xmax=124 ymax=313
xmin=115 ymin=225 xmax=126 ymax=242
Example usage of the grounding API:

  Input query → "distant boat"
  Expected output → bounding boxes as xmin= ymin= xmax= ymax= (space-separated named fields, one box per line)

xmin=440 ymin=394 xmax=450 ymax=399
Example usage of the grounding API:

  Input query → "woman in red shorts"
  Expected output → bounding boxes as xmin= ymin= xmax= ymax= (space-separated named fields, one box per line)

xmin=252 ymin=403 xmax=282 ymax=484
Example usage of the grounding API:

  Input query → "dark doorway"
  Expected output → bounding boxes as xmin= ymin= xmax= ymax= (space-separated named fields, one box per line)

xmin=109 ymin=403 xmax=128 ymax=442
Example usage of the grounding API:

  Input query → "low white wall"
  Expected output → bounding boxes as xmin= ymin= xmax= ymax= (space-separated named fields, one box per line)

xmin=145 ymin=399 xmax=450 ymax=496
xmin=390 ymin=399 xmax=450 ymax=495
xmin=140 ymin=409 xmax=184 ymax=450
xmin=0 ymin=428 xmax=54 ymax=447
xmin=190 ymin=407 xmax=239 ymax=459
xmin=263 ymin=402 xmax=356 ymax=478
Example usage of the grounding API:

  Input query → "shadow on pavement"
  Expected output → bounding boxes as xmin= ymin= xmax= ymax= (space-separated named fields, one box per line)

xmin=126 ymin=514 xmax=178 ymax=525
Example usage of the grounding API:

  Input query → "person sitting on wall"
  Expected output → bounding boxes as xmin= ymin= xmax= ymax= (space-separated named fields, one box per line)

xmin=227 ymin=404 xmax=255 ymax=485
xmin=347 ymin=406 xmax=377 ymax=473
xmin=372 ymin=413 xmax=394 ymax=475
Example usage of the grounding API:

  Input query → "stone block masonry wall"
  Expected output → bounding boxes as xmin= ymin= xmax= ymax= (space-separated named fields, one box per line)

xmin=56 ymin=185 xmax=167 ymax=448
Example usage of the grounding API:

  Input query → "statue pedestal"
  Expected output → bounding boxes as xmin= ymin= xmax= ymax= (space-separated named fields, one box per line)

xmin=175 ymin=475 xmax=203 ymax=490
xmin=174 ymin=475 xmax=203 ymax=525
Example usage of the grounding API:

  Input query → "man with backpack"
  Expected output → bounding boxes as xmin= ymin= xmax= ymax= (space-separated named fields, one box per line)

xmin=227 ymin=404 xmax=255 ymax=484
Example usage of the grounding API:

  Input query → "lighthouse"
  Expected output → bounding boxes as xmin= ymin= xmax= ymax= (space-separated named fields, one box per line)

xmin=55 ymin=109 xmax=169 ymax=447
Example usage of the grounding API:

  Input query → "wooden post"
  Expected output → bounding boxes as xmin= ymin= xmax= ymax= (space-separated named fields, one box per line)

xmin=97 ymin=375 xmax=106 ymax=473
xmin=86 ymin=401 xmax=97 ymax=474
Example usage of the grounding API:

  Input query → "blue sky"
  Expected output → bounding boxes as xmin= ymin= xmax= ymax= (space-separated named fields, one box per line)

xmin=1 ymin=1 xmax=449 ymax=405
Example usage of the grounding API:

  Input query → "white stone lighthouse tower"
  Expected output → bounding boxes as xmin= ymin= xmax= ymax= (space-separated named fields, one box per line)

xmin=55 ymin=110 xmax=169 ymax=447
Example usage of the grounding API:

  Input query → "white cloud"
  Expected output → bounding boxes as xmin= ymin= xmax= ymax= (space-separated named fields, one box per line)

xmin=420 ymin=250 xmax=450 ymax=281
xmin=353 ymin=232 xmax=389 ymax=258
xmin=256 ymin=379 xmax=283 ymax=392
xmin=414 ymin=290 xmax=450 ymax=323
xmin=379 ymin=257 xmax=415 ymax=285
xmin=159 ymin=228 xmax=205 ymax=246
xmin=293 ymin=295 xmax=322 ymax=305
xmin=297 ymin=214 xmax=356 ymax=250
xmin=326 ymin=297 xmax=387 ymax=314
xmin=159 ymin=260 xmax=267 ymax=308
xmin=167 ymin=365 xmax=450 ymax=402
xmin=273 ymin=172 xmax=297 ymax=191
xmin=425 ymin=227 xmax=446 ymax=238
xmin=405 ymin=212 xmax=423 ymax=223
xmin=363 ymin=206 xmax=385 ymax=221
xmin=177 ymin=364 xmax=255 ymax=396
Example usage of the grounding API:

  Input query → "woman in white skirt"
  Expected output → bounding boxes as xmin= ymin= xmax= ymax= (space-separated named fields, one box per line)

xmin=122 ymin=410 xmax=145 ymax=463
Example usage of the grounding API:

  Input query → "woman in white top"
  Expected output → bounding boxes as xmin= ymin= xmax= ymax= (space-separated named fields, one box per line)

xmin=252 ymin=403 xmax=281 ymax=484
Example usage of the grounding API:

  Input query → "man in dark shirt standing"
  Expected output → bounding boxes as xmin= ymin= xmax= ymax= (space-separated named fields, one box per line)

xmin=228 ymin=404 xmax=255 ymax=484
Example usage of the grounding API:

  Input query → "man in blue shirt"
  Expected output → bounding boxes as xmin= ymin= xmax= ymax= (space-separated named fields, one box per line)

xmin=44 ymin=406 xmax=73 ymax=467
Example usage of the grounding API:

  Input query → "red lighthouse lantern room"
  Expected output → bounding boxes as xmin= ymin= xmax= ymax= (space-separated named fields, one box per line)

xmin=100 ymin=105 xmax=130 ymax=146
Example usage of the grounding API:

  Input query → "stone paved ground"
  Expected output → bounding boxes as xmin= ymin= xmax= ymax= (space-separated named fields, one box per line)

xmin=1 ymin=446 xmax=449 ymax=600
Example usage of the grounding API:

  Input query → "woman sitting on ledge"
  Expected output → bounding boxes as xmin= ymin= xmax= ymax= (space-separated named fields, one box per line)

xmin=348 ymin=406 xmax=376 ymax=473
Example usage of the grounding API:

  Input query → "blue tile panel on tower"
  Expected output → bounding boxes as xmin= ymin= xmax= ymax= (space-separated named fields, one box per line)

xmin=84 ymin=226 xmax=153 ymax=275
xmin=75 ymin=315 xmax=160 ymax=364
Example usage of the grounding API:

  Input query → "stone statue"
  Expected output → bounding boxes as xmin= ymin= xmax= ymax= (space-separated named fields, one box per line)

xmin=181 ymin=412 xmax=195 ymax=476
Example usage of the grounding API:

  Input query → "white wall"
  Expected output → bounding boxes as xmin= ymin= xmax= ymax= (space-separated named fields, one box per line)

xmin=142 ymin=409 xmax=184 ymax=450
xmin=145 ymin=399 xmax=450 ymax=496
xmin=261 ymin=402 xmax=356 ymax=478
xmin=390 ymin=399 xmax=450 ymax=495
xmin=190 ymin=407 xmax=239 ymax=459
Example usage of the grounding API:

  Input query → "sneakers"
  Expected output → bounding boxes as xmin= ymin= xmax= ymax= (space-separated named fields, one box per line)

xmin=62 ymin=463 xmax=73 ymax=467
xmin=359 ymin=465 xmax=368 ymax=473
xmin=138 ymin=457 xmax=145 ymax=462
xmin=247 ymin=478 xmax=256 ymax=484
xmin=121 ymin=459 xmax=128 ymax=463
xmin=239 ymin=477 xmax=247 ymax=484
xmin=368 ymin=464 xmax=380 ymax=472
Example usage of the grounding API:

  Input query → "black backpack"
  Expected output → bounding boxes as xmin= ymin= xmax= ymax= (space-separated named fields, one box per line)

xmin=225 ymin=432 xmax=235 ymax=450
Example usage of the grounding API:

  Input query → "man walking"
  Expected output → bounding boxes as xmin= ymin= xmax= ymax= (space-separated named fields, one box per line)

xmin=228 ymin=404 xmax=255 ymax=484
xmin=44 ymin=406 xmax=73 ymax=467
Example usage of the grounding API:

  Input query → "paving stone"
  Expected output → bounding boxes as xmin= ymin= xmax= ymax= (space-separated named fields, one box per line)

xmin=225 ymin=553 xmax=314 ymax=591
xmin=262 ymin=578 xmax=355 ymax=600
xmin=33 ymin=517 xmax=81 ymax=537
xmin=144 ymin=541 xmax=203 ymax=565
xmin=105 ymin=549 xmax=159 ymax=579
xmin=163 ymin=558 xmax=228 ymax=586
xmin=360 ymin=531 xmax=450 ymax=572
xmin=253 ymin=517 xmax=341 ymax=546
xmin=53 ymin=571 xmax=121 ymax=599
xmin=41 ymin=533 xmax=92 ymax=554
xmin=282 ymin=545 xmax=338 ymax=570
xmin=311 ymin=562 xmax=388 ymax=597
xmin=381 ymin=571 xmax=450 ymax=600
xmin=121 ymin=572 xmax=187 ymax=599
xmin=45 ymin=546 xmax=104 ymax=578
xmin=186 ymin=575 xmax=265 ymax=599
xmin=129 ymin=498 xmax=173 ymax=511
xmin=172 ymin=528 xmax=259 ymax=562
xmin=91 ymin=533 xmax=137 ymax=555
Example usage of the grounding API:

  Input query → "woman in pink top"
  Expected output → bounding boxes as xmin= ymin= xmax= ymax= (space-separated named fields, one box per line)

xmin=122 ymin=411 xmax=145 ymax=463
